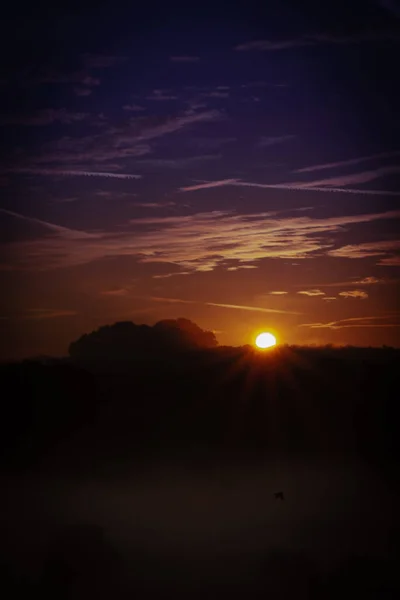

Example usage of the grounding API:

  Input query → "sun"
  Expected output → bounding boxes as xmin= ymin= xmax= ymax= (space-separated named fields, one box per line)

xmin=255 ymin=332 xmax=277 ymax=349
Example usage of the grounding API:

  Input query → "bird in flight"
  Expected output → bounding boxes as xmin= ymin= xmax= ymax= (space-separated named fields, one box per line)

xmin=274 ymin=491 xmax=284 ymax=501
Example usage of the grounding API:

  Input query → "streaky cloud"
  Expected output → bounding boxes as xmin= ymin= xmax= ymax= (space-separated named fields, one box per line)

xmin=180 ymin=178 xmax=240 ymax=191
xmin=0 ymin=208 xmax=98 ymax=239
xmin=170 ymin=56 xmax=200 ymax=62
xmin=150 ymin=297 xmax=299 ymax=315
xmin=338 ymin=290 xmax=369 ymax=299
xmin=206 ymin=302 xmax=300 ymax=315
xmin=236 ymin=30 xmax=400 ymax=51
xmin=5 ymin=168 xmax=141 ymax=180
xmin=299 ymin=314 xmax=400 ymax=329
xmin=180 ymin=177 xmax=400 ymax=196
xmin=294 ymin=151 xmax=400 ymax=173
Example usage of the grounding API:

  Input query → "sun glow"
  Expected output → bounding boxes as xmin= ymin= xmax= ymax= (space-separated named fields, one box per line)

xmin=255 ymin=332 xmax=277 ymax=349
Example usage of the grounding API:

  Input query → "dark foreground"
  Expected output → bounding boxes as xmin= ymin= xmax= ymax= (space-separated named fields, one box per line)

xmin=1 ymin=345 xmax=399 ymax=598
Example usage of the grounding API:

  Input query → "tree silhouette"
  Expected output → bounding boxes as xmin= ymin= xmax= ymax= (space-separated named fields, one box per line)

xmin=68 ymin=318 xmax=217 ymax=360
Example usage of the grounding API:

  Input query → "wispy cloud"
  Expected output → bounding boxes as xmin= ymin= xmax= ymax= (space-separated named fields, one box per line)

xmin=123 ymin=104 xmax=146 ymax=111
xmin=150 ymin=297 xmax=298 ymax=315
xmin=201 ymin=91 xmax=229 ymax=99
xmin=354 ymin=276 xmax=383 ymax=285
xmin=205 ymin=302 xmax=299 ymax=314
xmin=0 ymin=208 xmax=98 ymax=240
xmin=378 ymin=256 xmax=400 ymax=266
xmin=35 ymin=69 xmax=100 ymax=88
xmin=338 ymin=290 xmax=369 ymax=299
xmin=190 ymin=137 xmax=236 ymax=150
xmin=258 ymin=135 xmax=295 ymax=147
xmin=170 ymin=56 xmax=200 ymax=62
xmin=302 ymin=276 xmax=389 ymax=288
xmin=328 ymin=239 xmax=400 ymax=262
xmin=294 ymin=151 xmax=400 ymax=173
xmin=299 ymin=315 xmax=400 ymax=329
xmin=269 ymin=291 xmax=288 ymax=295
xmin=136 ymin=155 xmax=220 ymax=169
xmin=22 ymin=110 xmax=220 ymax=169
xmin=152 ymin=272 xmax=191 ymax=279
xmin=131 ymin=202 xmax=177 ymax=209
xmin=0 ymin=109 xmax=88 ymax=127
xmin=297 ymin=289 xmax=325 ymax=296
xmin=180 ymin=179 xmax=240 ymax=191
xmin=5 ymin=168 xmax=141 ymax=180
xmin=226 ymin=265 xmax=257 ymax=271
xmin=236 ymin=30 xmax=400 ymax=51
xmin=74 ymin=87 xmax=93 ymax=97
xmin=287 ymin=165 xmax=400 ymax=188
xmin=82 ymin=54 xmax=126 ymax=68
xmin=101 ymin=288 xmax=130 ymax=296
xmin=4 ymin=208 xmax=400 ymax=272
xmin=180 ymin=177 xmax=400 ymax=196
xmin=146 ymin=89 xmax=178 ymax=101
xmin=150 ymin=296 xmax=194 ymax=304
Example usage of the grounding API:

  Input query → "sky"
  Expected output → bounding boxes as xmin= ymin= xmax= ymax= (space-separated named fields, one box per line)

xmin=1 ymin=0 xmax=400 ymax=358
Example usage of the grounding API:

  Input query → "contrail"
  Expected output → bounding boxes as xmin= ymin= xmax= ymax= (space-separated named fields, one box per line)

xmin=5 ymin=167 xmax=142 ymax=180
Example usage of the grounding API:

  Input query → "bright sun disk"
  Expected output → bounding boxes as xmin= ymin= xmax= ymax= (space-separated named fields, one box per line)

xmin=255 ymin=332 xmax=277 ymax=349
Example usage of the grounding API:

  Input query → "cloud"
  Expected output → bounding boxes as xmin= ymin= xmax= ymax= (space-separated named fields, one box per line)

xmin=150 ymin=296 xmax=194 ymax=304
xmin=36 ymin=70 xmax=100 ymax=87
xmin=299 ymin=315 xmax=400 ymax=329
xmin=123 ymin=104 xmax=146 ymax=111
xmin=24 ymin=308 xmax=77 ymax=320
xmin=101 ymin=288 xmax=129 ymax=296
xmin=74 ymin=87 xmax=93 ymax=96
xmin=304 ymin=276 xmax=389 ymax=287
xmin=21 ymin=110 xmax=220 ymax=169
xmin=180 ymin=179 xmax=240 ymax=191
xmin=0 ymin=208 xmax=98 ymax=240
xmin=328 ymin=239 xmax=400 ymax=260
xmin=205 ymin=302 xmax=299 ymax=314
xmin=82 ymin=54 xmax=126 ymax=68
xmin=241 ymin=81 xmax=268 ymax=88
xmin=4 ymin=208 xmax=400 ymax=272
xmin=297 ymin=289 xmax=325 ymax=296
xmin=180 ymin=177 xmax=400 ymax=196
xmin=0 ymin=109 xmax=88 ymax=126
xmin=202 ymin=91 xmax=229 ymax=98
xmin=294 ymin=151 xmax=400 ymax=173
xmin=5 ymin=168 xmax=141 ymax=180
xmin=136 ymin=155 xmax=220 ymax=169
xmin=152 ymin=271 xmax=191 ymax=279
xmin=353 ymin=276 xmax=382 ymax=285
xmin=258 ymin=135 xmax=295 ymax=147
xmin=377 ymin=256 xmax=400 ymax=266
xmin=150 ymin=297 xmax=298 ymax=314
xmin=146 ymin=90 xmax=179 ymax=101
xmin=338 ymin=290 xmax=369 ymax=299
xmin=170 ymin=56 xmax=200 ymax=62
xmin=287 ymin=165 xmax=400 ymax=188
xmin=190 ymin=137 xmax=236 ymax=150
xmin=322 ymin=296 xmax=337 ymax=301
xmin=269 ymin=291 xmax=288 ymax=295
xmin=131 ymin=202 xmax=177 ymax=208
xmin=235 ymin=30 xmax=400 ymax=51
xmin=226 ymin=265 xmax=257 ymax=271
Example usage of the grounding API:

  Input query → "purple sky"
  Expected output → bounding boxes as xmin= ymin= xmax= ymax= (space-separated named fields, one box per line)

xmin=1 ymin=0 xmax=400 ymax=358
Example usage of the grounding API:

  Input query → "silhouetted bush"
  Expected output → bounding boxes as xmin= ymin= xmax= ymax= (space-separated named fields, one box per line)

xmin=68 ymin=318 xmax=217 ymax=361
